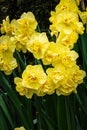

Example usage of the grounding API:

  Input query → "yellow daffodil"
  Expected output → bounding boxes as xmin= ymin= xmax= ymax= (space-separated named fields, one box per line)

xmin=42 ymin=42 xmax=78 ymax=67
xmin=0 ymin=16 xmax=17 ymax=35
xmin=14 ymin=126 xmax=26 ymax=130
xmin=14 ymin=77 xmax=35 ymax=98
xmin=46 ymin=65 xmax=65 ymax=89
xmin=49 ymin=11 xmax=84 ymax=36
xmin=0 ymin=35 xmax=16 ymax=52
xmin=56 ymin=31 xmax=78 ymax=49
xmin=55 ymin=0 xmax=79 ymax=13
xmin=49 ymin=0 xmax=85 ymax=37
xmin=22 ymin=65 xmax=47 ymax=90
xmin=56 ymin=79 xmax=77 ymax=96
xmin=78 ymin=10 xmax=87 ymax=24
xmin=75 ymin=21 xmax=85 ymax=34
xmin=42 ymin=42 xmax=60 ymax=65
xmin=46 ymin=64 xmax=86 ymax=96
xmin=59 ymin=50 xmax=79 ymax=68
xmin=27 ymin=32 xmax=49 ymax=59
xmin=0 ymin=35 xmax=17 ymax=75
xmin=56 ymin=65 xmax=86 ymax=96
xmin=56 ymin=65 xmax=86 ymax=95
xmin=14 ymin=12 xmax=37 ymax=53
xmin=15 ymin=40 xmax=27 ymax=53
xmin=70 ymin=65 xmax=86 ymax=85
xmin=17 ymin=12 xmax=37 ymax=33
xmin=0 ymin=51 xmax=17 ymax=75
xmin=36 ymin=77 xmax=55 ymax=96
xmin=14 ymin=64 xmax=47 ymax=98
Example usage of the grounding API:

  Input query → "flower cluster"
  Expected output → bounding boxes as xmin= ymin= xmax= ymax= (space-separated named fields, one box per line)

xmin=49 ymin=0 xmax=87 ymax=49
xmin=0 ymin=0 xmax=86 ymax=97
xmin=14 ymin=65 xmax=47 ymax=98
xmin=0 ymin=35 xmax=17 ymax=75
xmin=0 ymin=12 xmax=37 ymax=74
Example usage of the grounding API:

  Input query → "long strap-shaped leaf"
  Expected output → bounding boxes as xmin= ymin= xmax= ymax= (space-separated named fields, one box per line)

xmin=0 ymin=94 xmax=14 ymax=129
xmin=57 ymin=95 xmax=77 ymax=130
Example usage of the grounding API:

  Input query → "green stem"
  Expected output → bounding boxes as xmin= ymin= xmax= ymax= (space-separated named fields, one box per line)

xmin=65 ymin=97 xmax=72 ymax=130
xmin=15 ymin=51 xmax=26 ymax=70
xmin=57 ymin=96 xmax=67 ymax=130
xmin=75 ymin=93 xmax=87 ymax=115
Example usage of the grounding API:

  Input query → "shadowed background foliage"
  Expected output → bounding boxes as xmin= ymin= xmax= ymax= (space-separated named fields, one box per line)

xmin=0 ymin=0 xmax=60 ymax=32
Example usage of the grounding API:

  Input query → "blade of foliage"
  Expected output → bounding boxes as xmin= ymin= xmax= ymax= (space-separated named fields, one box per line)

xmin=15 ymin=51 xmax=26 ymax=70
xmin=34 ymin=95 xmax=57 ymax=130
xmin=0 ymin=93 xmax=13 ymax=128
xmin=78 ymin=33 xmax=87 ymax=71
xmin=75 ymin=115 xmax=82 ymax=130
xmin=75 ymin=84 xmax=87 ymax=130
xmin=65 ymin=97 xmax=73 ymax=130
xmin=0 ymin=107 xmax=10 ymax=130
xmin=68 ymin=94 xmax=77 ymax=130
xmin=57 ymin=95 xmax=77 ymax=130
xmin=57 ymin=96 xmax=68 ymax=130
xmin=43 ymin=94 xmax=57 ymax=129
xmin=75 ymin=84 xmax=87 ymax=115
xmin=19 ymin=97 xmax=34 ymax=130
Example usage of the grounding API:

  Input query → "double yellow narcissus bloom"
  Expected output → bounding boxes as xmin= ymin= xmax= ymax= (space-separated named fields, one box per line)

xmin=26 ymin=32 xmax=50 ymax=59
xmin=14 ymin=126 xmax=26 ymax=130
xmin=56 ymin=31 xmax=79 ymax=49
xmin=0 ymin=16 xmax=17 ymax=35
xmin=0 ymin=35 xmax=17 ymax=75
xmin=42 ymin=42 xmax=78 ymax=67
xmin=46 ymin=64 xmax=86 ymax=96
xmin=50 ymin=11 xmax=83 ymax=34
xmin=14 ymin=12 xmax=38 ymax=53
xmin=14 ymin=65 xmax=47 ymax=98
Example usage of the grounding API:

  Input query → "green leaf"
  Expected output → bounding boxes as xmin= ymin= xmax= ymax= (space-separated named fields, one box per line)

xmin=57 ymin=95 xmax=77 ymax=130
xmin=65 ymin=97 xmax=72 ymax=130
xmin=75 ymin=84 xmax=87 ymax=115
xmin=0 ymin=107 xmax=9 ymax=130
xmin=34 ymin=95 xmax=57 ymax=130
xmin=0 ymin=94 xmax=13 ymax=128
xmin=15 ymin=51 xmax=26 ymax=71
xmin=57 ymin=96 xmax=68 ymax=130
xmin=68 ymin=94 xmax=77 ymax=130
xmin=78 ymin=33 xmax=87 ymax=71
